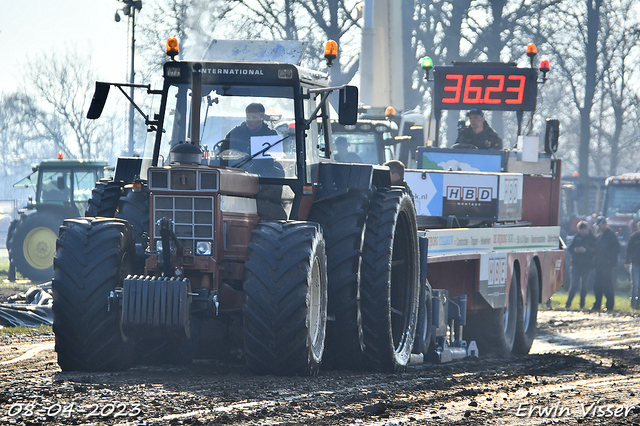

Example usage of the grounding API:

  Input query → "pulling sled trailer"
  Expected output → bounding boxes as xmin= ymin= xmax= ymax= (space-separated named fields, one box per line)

xmin=409 ymin=45 xmax=565 ymax=360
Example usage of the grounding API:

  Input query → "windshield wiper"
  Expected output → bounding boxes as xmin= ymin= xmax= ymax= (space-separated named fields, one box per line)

xmin=231 ymin=135 xmax=290 ymax=169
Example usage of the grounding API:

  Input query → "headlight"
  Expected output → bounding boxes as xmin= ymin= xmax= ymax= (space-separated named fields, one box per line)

xmin=196 ymin=241 xmax=212 ymax=256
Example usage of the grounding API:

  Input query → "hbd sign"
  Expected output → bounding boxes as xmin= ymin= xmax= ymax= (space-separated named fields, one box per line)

xmin=447 ymin=186 xmax=493 ymax=202
xmin=442 ymin=174 xmax=498 ymax=220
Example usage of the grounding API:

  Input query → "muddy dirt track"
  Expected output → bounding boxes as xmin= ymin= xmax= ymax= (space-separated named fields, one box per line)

xmin=1 ymin=309 xmax=639 ymax=425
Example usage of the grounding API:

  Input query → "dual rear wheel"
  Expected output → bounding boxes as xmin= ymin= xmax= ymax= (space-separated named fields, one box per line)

xmin=466 ymin=262 xmax=540 ymax=358
xmin=243 ymin=188 xmax=420 ymax=374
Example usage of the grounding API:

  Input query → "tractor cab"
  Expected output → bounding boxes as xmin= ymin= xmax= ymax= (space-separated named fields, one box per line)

xmin=8 ymin=157 xmax=109 ymax=282
xmin=88 ymin=39 xmax=359 ymax=210
xmin=14 ymin=157 xmax=109 ymax=217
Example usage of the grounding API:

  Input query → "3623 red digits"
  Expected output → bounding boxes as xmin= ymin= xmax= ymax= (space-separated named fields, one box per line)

xmin=441 ymin=73 xmax=526 ymax=105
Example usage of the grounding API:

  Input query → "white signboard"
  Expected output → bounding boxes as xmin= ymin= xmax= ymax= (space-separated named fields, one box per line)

xmin=251 ymin=135 xmax=283 ymax=159
xmin=421 ymin=226 xmax=561 ymax=258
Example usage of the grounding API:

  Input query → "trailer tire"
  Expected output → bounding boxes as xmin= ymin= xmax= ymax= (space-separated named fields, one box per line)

xmin=308 ymin=193 xmax=368 ymax=369
xmin=10 ymin=212 xmax=64 ymax=283
xmin=85 ymin=179 xmax=124 ymax=217
xmin=116 ymin=184 xmax=150 ymax=245
xmin=513 ymin=263 xmax=540 ymax=355
xmin=414 ymin=280 xmax=435 ymax=355
xmin=466 ymin=269 xmax=518 ymax=358
xmin=360 ymin=190 xmax=420 ymax=372
xmin=52 ymin=218 xmax=135 ymax=371
xmin=243 ymin=222 xmax=328 ymax=376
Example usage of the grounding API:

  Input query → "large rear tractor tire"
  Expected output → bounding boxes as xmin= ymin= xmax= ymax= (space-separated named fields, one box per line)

xmin=465 ymin=268 xmax=518 ymax=358
xmin=360 ymin=190 xmax=420 ymax=372
xmin=243 ymin=222 xmax=328 ymax=376
xmin=513 ymin=263 xmax=540 ymax=355
xmin=52 ymin=218 xmax=136 ymax=371
xmin=10 ymin=213 xmax=63 ymax=283
xmin=85 ymin=179 xmax=124 ymax=217
xmin=116 ymin=184 xmax=150 ymax=245
xmin=308 ymin=192 xmax=368 ymax=369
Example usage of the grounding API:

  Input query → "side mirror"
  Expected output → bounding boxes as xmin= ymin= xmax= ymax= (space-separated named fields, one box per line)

xmin=87 ymin=82 xmax=111 ymax=119
xmin=544 ymin=118 xmax=559 ymax=154
xmin=338 ymin=86 xmax=358 ymax=125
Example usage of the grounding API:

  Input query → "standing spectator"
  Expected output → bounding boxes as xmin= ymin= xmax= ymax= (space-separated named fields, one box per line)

xmin=624 ymin=221 xmax=640 ymax=309
xmin=592 ymin=216 xmax=621 ymax=312
xmin=565 ymin=221 xmax=596 ymax=309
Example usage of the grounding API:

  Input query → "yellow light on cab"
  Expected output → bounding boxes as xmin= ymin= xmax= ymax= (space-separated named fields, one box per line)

xmin=57 ymin=152 xmax=63 ymax=160
xmin=385 ymin=106 xmax=396 ymax=117
xmin=526 ymin=43 xmax=537 ymax=57
xmin=324 ymin=40 xmax=338 ymax=66
xmin=166 ymin=38 xmax=180 ymax=59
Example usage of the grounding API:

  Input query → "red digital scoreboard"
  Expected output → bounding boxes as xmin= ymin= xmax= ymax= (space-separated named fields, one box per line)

xmin=432 ymin=65 xmax=538 ymax=112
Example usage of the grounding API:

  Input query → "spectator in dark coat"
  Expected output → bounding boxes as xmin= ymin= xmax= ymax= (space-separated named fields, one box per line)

xmin=383 ymin=160 xmax=413 ymax=199
xmin=565 ymin=221 xmax=596 ymax=309
xmin=624 ymin=221 xmax=640 ymax=309
xmin=592 ymin=216 xmax=621 ymax=311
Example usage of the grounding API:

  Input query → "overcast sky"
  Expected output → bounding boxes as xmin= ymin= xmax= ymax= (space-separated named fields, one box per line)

xmin=0 ymin=0 xmax=129 ymax=95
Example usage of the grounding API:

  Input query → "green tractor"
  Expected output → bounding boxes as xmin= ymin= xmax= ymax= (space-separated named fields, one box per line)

xmin=7 ymin=158 xmax=109 ymax=282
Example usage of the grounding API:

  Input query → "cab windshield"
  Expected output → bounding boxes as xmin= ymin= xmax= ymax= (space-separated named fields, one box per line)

xmin=153 ymin=83 xmax=297 ymax=179
xmin=604 ymin=185 xmax=640 ymax=215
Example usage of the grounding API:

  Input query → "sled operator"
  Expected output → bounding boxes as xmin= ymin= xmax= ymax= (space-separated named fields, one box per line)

xmin=454 ymin=108 xmax=503 ymax=150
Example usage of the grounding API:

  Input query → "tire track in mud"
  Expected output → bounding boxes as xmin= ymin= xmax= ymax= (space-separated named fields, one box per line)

xmin=0 ymin=342 xmax=54 ymax=365
xmin=1 ymin=311 xmax=639 ymax=425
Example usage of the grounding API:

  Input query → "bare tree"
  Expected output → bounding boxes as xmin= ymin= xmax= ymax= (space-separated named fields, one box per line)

xmin=0 ymin=93 xmax=50 ymax=184
xmin=23 ymin=50 xmax=120 ymax=161
xmin=407 ymin=0 xmax=561 ymax=145
xmin=137 ymin=0 xmax=232 ymax=76
xmin=597 ymin=0 xmax=640 ymax=175
xmin=136 ymin=0 xmax=361 ymax=87
xmin=533 ymin=0 xmax=640 ymax=212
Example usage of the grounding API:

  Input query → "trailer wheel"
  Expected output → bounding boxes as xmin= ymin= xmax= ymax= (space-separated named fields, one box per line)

xmin=85 ymin=179 xmax=124 ymax=217
xmin=243 ymin=222 xmax=328 ymax=376
xmin=10 ymin=213 xmax=64 ymax=283
xmin=116 ymin=184 xmax=150 ymax=245
xmin=52 ymin=218 xmax=135 ymax=371
xmin=414 ymin=280 xmax=435 ymax=355
xmin=513 ymin=263 xmax=540 ymax=355
xmin=360 ymin=190 xmax=420 ymax=372
xmin=308 ymin=193 xmax=368 ymax=369
xmin=466 ymin=269 xmax=518 ymax=357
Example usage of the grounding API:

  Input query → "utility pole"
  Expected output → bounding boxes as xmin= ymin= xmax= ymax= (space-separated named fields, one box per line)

xmin=115 ymin=1 xmax=142 ymax=156
xmin=359 ymin=0 xmax=404 ymax=110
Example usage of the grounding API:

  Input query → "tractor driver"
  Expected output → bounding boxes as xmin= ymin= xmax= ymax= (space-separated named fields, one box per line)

xmin=334 ymin=136 xmax=362 ymax=163
xmin=454 ymin=108 xmax=503 ymax=150
xmin=221 ymin=102 xmax=278 ymax=156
